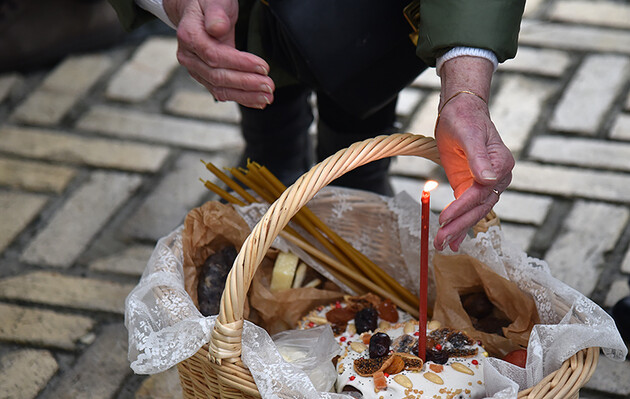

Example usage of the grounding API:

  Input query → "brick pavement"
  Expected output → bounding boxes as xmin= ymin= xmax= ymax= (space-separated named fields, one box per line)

xmin=1 ymin=0 xmax=630 ymax=398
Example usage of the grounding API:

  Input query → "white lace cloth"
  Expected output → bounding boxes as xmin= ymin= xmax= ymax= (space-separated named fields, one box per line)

xmin=125 ymin=187 xmax=627 ymax=399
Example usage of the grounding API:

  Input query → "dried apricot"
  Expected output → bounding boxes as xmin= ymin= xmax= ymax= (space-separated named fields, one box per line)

xmin=377 ymin=298 xmax=399 ymax=323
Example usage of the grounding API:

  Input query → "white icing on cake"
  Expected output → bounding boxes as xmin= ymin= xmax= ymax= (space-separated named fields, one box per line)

xmin=300 ymin=302 xmax=487 ymax=399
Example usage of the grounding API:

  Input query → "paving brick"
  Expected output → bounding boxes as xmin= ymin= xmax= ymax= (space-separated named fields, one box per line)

xmin=0 ymin=349 xmax=58 ymax=399
xmin=550 ymin=0 xmax=630 ymax=29
xmin=0 ymin=157 xmax=76 ymax=193
xmin=135 ymin=367 xmax=183 ymax=399
xmin=544 ymin=201 xmax=629 ymax=296
xmin=499 ymin=223 xmax=537 ymax=251
xmin=0 ymin=271 xmax=135 ymax=314
xmin=0 ymin=303 xmax=94 ymax=350
xmin=124 ymin=152 xmax=226 ymax=240
xmin=0 ymin=73 xmax=21 ymax=103
xmin=0 ymin=192 xmax=48 ymax=254
xmin=21 ymin=171 xmax=142 ymax=268
xmin=165 ymin=90 xmax=241 ymax=123
xmin=46 ymin=323 xmax=131 ymax=399
xmin=584 ymin=354 xmax=630 ymax=396
xmin=89 ymin=245 xmax=154 ymax=276
xmin=610 ymin=113 xmax=630 ymax=141
xmin=493 ymin=192 xmax=552 ymax=225
xmin=390 ymin=155 xmax=439 ymax=179
xmin=605 ymin=278 xmax=630 ymax=307
xmin=11 ymin=54 xmax=112 ymax=125
xmin=626 ymin=92 xmax=630 ymax=110
xmin=519 ymin=20 xmax=630 ymax=54
xmin=499 ymin=47 xmax=571 ymax=77
xmin=523 ymin=0 xmax=544 ymax=18
xmin=622 ymin=247 xmax=630 ymax=274
xmin=511 ymin=162 xmax=630 ymax=202
xmin=550 ymin=54 xmax=630 ymax=135
xmin=76 ymin=105 xmax=243 ymax=150
xmin=412 ymin=70 xmax=440 ymax=89
xmin=392 ymin=176 xmax=449 ymax=212
xmin=396 ymin=88 xmax=424 ymax=117
xmin=529 ymin=136 xmax=630 ymax=171
xmin=491 ymin=75 xmax=557 ymax=153
xmin=0 ymin=126 xmax=170 ymax=172
xmin=405 ymin=91 xmax=440 ymax=137
xmin=106 ymin=37 xmax=179 ymax=102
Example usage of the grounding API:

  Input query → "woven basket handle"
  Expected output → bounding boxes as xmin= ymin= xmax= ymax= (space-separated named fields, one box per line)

xmin=209 ymin=133 xmax=442 ymax=364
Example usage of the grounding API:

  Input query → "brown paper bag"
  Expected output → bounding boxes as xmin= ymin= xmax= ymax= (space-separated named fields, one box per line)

xmin=182 ymin=201 xmax=344 ymax=333
xmin=432 ymin=253 xmax=540 ymax=357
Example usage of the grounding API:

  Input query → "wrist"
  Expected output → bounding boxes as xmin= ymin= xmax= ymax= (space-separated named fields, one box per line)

xmin=436 ymin=47 xmax=498 ymax=76
xmin=439 ymin=56 xmax=493 ymax=109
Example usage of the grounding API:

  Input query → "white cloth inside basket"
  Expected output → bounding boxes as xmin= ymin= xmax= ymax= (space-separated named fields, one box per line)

xmin=125 ymin=187 xmax=627 ymax=398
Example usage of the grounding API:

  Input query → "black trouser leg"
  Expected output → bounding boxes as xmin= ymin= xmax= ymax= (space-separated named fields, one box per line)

xmin=238 ymin=85 xmax=314 ymax=186
xmin=316 ymin=93 xmax=399 ymax=196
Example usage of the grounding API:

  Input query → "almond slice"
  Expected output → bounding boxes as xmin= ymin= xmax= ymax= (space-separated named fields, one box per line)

xmin=393 ymin=374 xmax=413 ymax=389
xmin=423 ymin=372 xmax=444 ymax=385
xmin=451 ymin=362 xmax=475 ymax=375
xmin=350 ymin=341 xmax=367 ymax=353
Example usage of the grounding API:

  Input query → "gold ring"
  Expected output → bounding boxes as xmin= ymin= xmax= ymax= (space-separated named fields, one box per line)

xmin=492 ymin=188 xmax=501 ymax=199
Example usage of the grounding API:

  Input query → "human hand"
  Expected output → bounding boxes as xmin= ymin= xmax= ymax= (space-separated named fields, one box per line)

xmin=163 ymin=0 xmax=275 ymax=108
xmin=433 ymin=57 xmax=514 ymax=252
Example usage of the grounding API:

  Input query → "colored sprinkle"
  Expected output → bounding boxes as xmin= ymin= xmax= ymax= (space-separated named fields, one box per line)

xmin=384 ymin=373 xmax=389 ymax=378
xmin=435 ymin=344 xmax=442 ymax=351
xmin=477 ymin=340 xmax=483 ymax=346
xmin=308 ymin=322 xmax=314 ymax=328
xmin=472 ymin=360 xmax=479 ymax=365
xmin=335 ymin=301 xmax=342 ymax=308
xmin=483 ymin=352 xmax=489 ymax=357
xmin=349 ymin=376 xmax=356 ymax=381
xmin=340 ymin=336 xmax=347 ymax=342
xmin=414 ymin=331 xmax=420 ymax=336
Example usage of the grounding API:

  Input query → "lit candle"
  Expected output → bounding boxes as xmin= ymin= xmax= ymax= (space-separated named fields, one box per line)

xmin=420 ymin=180 xmax=438 ymax=362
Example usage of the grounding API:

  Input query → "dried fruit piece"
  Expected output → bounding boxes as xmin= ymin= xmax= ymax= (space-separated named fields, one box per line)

xmin=355 ymin=307 xmax=378 ymax=333
xmin=350 ymin=341 xmax=367 ymax=353
xmin=369 ymin=332 xmax=391 ymax=358
xmin=361 ymin=333 xmax=372 ymax=345
xmin=377 ymin=298 xmax=399 ymax=323
xmin=423 ymin=372 xmax=444 ymax=385
xmin=393 ymin=374 xmax=413 ymax=389
xmin=429 ymin=363 xmax=444 ymax=373
xmin=354 ymin=355 xmax=393 ymax=377
xmin=383 ymin=355 xmax=405 ymax=375
xmin=426 ymin=348 xmax=449 ymax=365
xmin=373 ymin=371 xmax=388 ymax=391
xmin=391 ymin=334 xmax=417 ymax=354
xmin=396 ymin=353 xmax=424 ymax=371
xmin=451 ymin=362 xmax=474 ymax=375
xmin=326 ymin=307 xmax=356 ymax=324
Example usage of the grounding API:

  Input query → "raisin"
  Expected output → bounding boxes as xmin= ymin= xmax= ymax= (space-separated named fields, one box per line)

xmin=354 ymin=307 xmax=378 ymax=334
xmin=369 ymin=332 xmax=391 ymax=358
xmin=426 ymin=348 xmax=449 ymax=365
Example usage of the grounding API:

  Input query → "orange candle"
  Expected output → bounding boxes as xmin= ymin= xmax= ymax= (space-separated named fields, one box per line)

xmin=419 ymin=180 xmax=437 ymax=362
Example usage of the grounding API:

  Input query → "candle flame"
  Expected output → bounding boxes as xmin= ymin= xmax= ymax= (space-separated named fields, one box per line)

xmin=423 ymin=180 xmax=438 ymax=192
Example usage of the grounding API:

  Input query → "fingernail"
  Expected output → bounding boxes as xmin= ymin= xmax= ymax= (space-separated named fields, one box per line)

xmin=261 ymin=84 xmax=273 ymax=94
xmin=439 ymin=218 xmax=452 ymax=228
xmin=256 ymin=65 xmax=268 ymax=75
xmin=482 ymin=170 xmax=497 ymax=180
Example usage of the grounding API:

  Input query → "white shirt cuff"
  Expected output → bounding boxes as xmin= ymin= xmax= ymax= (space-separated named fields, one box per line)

xmin=436 ymin=47 xmax=499 ymax=76
xmin=135 ymin=0 xmax=176 ymax=29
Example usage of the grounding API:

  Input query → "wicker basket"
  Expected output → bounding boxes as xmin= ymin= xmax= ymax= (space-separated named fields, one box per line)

xmin=175 ymin=133 xmax=599 ymax=399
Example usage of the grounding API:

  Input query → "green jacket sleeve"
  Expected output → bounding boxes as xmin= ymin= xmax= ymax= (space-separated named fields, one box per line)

xmin=416 ymin=0 xmax=525 ymax=67
xmin=107 ymin=0 xmax=156 ymax=31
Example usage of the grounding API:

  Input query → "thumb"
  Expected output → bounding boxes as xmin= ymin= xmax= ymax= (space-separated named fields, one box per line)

xmin=204 ymin=4 xmax=232 ymax=40
xmin=465 ymin=142 xmax=497 ymax=185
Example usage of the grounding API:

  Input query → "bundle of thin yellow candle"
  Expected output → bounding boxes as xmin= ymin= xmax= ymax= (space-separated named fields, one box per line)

xmin=201 ymin=160 xmax=420 ymax=318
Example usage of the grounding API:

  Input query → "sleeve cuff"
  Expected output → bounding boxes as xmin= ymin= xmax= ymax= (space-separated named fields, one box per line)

xmin=135 ymin=0 xmax=176 ymax=29
xmin=436 ymin=47 xmax=498 ymax=76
